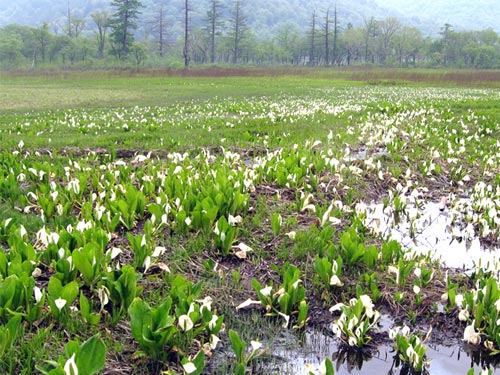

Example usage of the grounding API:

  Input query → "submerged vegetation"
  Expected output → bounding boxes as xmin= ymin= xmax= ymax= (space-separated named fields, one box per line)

xmin=0 ymin=70 xmax=500 ymax=374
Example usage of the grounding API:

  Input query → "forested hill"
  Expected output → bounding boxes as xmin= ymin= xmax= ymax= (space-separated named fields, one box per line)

xmin=0 ymin=0 xmax=478 ymax=38
xmin=373 ymin=0 xmax=500 ymax=34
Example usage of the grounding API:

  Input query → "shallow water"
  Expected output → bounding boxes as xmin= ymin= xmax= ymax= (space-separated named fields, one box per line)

xmin=262 ymin=327 xmax=499 ymax=375
xmin=254 ymin=201 xmax=500 ymax=374
xmin=214 ymin=199 xmax=500 ymax=374
xmin=360 ymin=200 xmax=500 ymax=270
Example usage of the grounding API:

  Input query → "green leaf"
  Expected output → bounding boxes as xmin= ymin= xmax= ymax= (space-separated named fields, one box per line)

xmin=228 ymin=329 xmax=245 ymax=364
xmin=80 ymin=292 xmax=90 ymax=319
xmin=271 ymin=212 xmax=281 ymax=235
xmin=76 ymin=335 xmax=106 ymax=375
xmin=61 ymin=281 xmax=79 ymax=305
xmin=190 ymin=350 xmax=205 ymax=375
xmin=295 ymin=300 xmax=308 ymax=329
xmin=48 ymin=276 xmax=63 ymax=297
xmin=72 ymin=247 xmax=95 ymax=284
xmin=324 ymin=358 xmax=335 ymax=375
xmin=234 ymin=363 xmax=246 ymax=375
xmin=128 ymin=297 xmax=151 ymax=345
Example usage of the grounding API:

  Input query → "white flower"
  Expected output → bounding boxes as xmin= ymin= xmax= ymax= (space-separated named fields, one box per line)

xmin=301 ymin=193 xmax=316 ymax=212
xmin=455 ymin=294 xmax=464 ymax=307
xmin=173 ymin=165 xmax=183 ymax=175
xmin=233 ymin=242 xmax=253 ymax=259
xmin=98 ymin=286 xmax=110 ymax=309
xmin=414 ymin=267 xmax=421 ymax=278
xmin=347 ymin=316 xmax=359 ymax=331
xmin=152 ymin=246 xmax=166 ymax=258
xmin=210 ymin=334 xmax=220 ymax=350
xmin=250 ymin=340 xmax=263 ymax=351
xmin=106 ymin=247 xmax=122 ymax=260
xmin=182 ymin=361 xmax=197 ymax=374
xmin=285 ymin=231 xmax=296 ymax=240
xmin=19 ymin=225 xmax=27 ymax=239
xmin=463 ymin=320 xmax=481 ymax=345
xmin=484 ymin=340 xmax=495 ymax=351
xmin=440 ymin=292 xmax=448 ymax=302
xmin=406 ymin=346 xmax=419 ymax=366
xmin=228 ymin=214 xmax=243 ymax=226
xmin=208 ymin=315 xmax=218 ymax=330
xmin=359 ymin=295 xmax=373 ymax=309
xmin=292 ymin=279 xmax=302 ymax=289
xmin=401 ymin=325 xmax=410 ymax=337
xmin=33 ymin=287 xmax=43 ymax=303
xmin=359 ymin=295 xmax=375 ymax=318
xmin=236 ymin=298 xmax=262 ymax=310
xmin=260 ymin=286 xmax=273 ymax=297
xmin=348 ymin=336 xmax=357 ymax=347
xmin=458 ymin=309 xmax=469 ymax=321
xmin=55 ymin=298 xmax=67 ymax=311
xmin=63 ymin=353 xmax=78 ymax=375
xmin=389 ymin=327 xmax=400 ymax=340
xmin=32 ymin=267 xmax=42 ymax=278
xmin=4 ymin=218 xmax=12 ymax=228
xmin=413 ymin=285 xmax=421 ymax=295
xmin=329 ymin=275 xmax=343 ymax=286
xmin=388 ymin=265 xmax=399 ymax=284
xmin=178 ymin=315 xmax=194 ymax=331
xmin=332 ymin=322 xmax=342 ymax=338
xmin=196 ymin=296 xmax=213 ymax=312
xmin=329 ymin=303 xmax=345 ymax=313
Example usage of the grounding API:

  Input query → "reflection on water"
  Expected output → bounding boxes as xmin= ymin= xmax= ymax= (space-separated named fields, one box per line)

xmin=358 ymin=201 xmax=500 ymax=270
xmin=213 ymin=198 xmax=500 ymax=374
xmin=264 ymin=327 xmax=500 ymax=375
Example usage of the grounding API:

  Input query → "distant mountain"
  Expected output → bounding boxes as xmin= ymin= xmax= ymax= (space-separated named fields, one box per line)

xmin=372 ymin=0 xmax=500 ymax=34
xmin=0 ymin=0 xmax=496 ymax=37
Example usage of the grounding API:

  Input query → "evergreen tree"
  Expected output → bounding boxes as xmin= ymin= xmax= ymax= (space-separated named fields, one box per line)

xmin=109 ymin=0 xmax=143 ymax=59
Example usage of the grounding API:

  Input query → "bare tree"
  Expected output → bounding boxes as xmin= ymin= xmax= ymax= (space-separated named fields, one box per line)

xmin=206 ymin=0 xmax=224 ymax=64
xmin=150 ymin=4 xmax=168 ymax=57
xmin=378 ymin=17 xmax=400 ymax=64
xmin=91 ymin=10 xmax=109 ymax=58
xmin=67 ymin=0 xmax=72 ymax=37
xmin=309 ymin=11 xmax=317 ymax=65
xmin=363 ymin=16 xmax=378 ymax=63
xmin=323 ymin=8 xmax=331 ymax=65
xmin=228 ymin=0 xmax=247 ymax=64
xmin=332 ymin=5 xmax=340 ymax=65
xmin=183 ymin=0 xmax=191 ymax=68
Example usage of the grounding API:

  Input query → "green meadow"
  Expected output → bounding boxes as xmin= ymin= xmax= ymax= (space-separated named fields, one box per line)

xmin=0 ymin=68 xmax=499 ymax=375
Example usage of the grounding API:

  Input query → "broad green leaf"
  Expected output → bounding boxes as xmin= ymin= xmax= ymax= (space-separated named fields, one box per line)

xmin=76 ymin=335 xmax=106 ymax=375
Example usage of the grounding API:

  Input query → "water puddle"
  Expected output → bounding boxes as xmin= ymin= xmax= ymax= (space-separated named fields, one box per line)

xmin=213 ymin=198 xmax=500 ymax=373
xmin=215 ymin=326 xmax=498 ymax=375
xmin=358 ymin=200 xmax=500 ymax=270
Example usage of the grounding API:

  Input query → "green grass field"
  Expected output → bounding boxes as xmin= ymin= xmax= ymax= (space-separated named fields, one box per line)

xmin=0 ymin=68 xmax=499 ymax=375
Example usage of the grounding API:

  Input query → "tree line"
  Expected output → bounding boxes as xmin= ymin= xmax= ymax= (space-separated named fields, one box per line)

xmin=1 ymin=0 xmax=500 ymax=69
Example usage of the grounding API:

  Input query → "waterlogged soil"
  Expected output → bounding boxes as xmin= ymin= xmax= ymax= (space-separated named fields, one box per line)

xmin=209 ymin=187 xmax=500 ymax=373
xmin=18 ymin=146 xmax=498 ymax=375
xmin=209 ymin=319 xmax=498 ymax=375
xmin=243 ymin=330 xmax=491 ymax=375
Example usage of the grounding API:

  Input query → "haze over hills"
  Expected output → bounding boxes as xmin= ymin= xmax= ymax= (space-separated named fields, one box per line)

xmin=372 ymin=0 xmax=500 ymax=35
xmin=0 ymin=0 xmax=497 ymax=38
